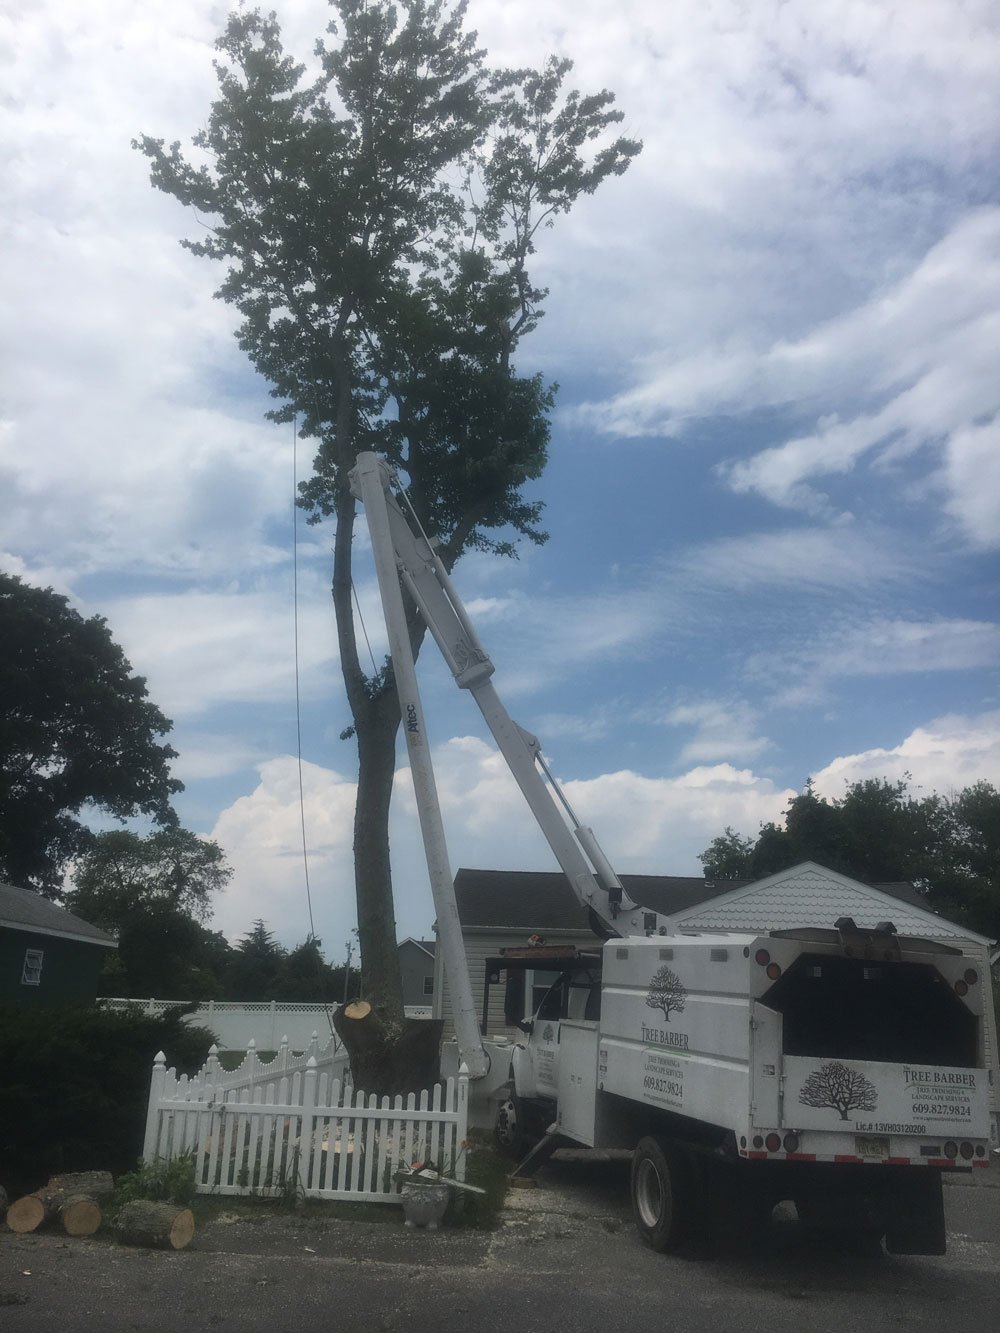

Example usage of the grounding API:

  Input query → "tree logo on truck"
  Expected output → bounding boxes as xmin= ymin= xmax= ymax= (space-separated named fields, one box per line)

xmin=645 ymin=966 xmax=687 ymax=1022
xmin=798 ymin=1061 xmax=878 ymax=1120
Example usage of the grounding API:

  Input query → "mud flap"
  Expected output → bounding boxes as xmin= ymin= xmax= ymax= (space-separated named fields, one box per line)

xmin=885 ymin=1170 xmax=946 ymax=1256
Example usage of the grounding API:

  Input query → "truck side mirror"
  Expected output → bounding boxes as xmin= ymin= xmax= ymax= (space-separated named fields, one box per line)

xmin=518 ymin=1019 xmax=534 ymax=1035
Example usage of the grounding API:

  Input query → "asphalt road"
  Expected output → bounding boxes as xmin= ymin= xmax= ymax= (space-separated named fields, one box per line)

xmin=2 ymin=1160 xmax=997 ymax=1332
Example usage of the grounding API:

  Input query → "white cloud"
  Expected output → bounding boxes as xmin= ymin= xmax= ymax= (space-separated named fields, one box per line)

xmin=750 ymin=616 xmax=1000 ymax=706
xmin=813 ymin=711 xmax=1000 ymax=799
xmin=206 ymin=737 xmax=796 ymax=944
xmin=660 ymin=698 xmax=772 ymax=765
xmin=105 ymin=580 xmax=339 ymax=718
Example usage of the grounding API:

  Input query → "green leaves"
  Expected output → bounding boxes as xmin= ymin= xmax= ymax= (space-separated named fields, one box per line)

xmin=0 ymin=573 xmax=181 ymax=896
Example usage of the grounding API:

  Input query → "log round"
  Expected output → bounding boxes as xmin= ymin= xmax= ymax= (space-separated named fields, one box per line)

xmin=5 ymin=1192 xmax=53 ymax=1234
xmin=116 ymin=1201 xmax=195 ymax=1251
xmin=60 ymin=1194 xmax=103 ymax=1237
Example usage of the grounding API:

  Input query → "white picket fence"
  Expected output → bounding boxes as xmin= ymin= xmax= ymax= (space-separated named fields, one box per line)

xmin=143 ymin=1036 xmax=470 ymax=1203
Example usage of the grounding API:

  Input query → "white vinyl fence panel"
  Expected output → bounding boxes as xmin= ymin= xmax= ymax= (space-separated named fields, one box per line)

xmin=143 ymin=1039 xmax=469 ymax=1204
xmin=103 ymin=998 xmax=432 ymax=1050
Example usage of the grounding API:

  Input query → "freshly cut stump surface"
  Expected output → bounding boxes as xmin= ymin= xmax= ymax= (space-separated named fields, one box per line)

xmin=117 ymin=1200 xmax=195 ymax=1250
xmin=6 ymin=1192 xmax=54 ymax=1233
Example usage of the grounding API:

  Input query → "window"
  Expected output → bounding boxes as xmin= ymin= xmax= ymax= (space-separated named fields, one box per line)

xmin=422 ymin=975 xmax=434 ymax=997
xmin=22 ymin=949 xmax=44 ymax=986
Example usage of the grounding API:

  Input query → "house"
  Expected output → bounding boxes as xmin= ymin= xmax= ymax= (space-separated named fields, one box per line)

xmin=398 ymin=936 xmax=436 ymax=1011
xmin=432 ymin=864 xmax=999 ymax=1119
xmin=0 ymin=880 xmax=116 ymax=1008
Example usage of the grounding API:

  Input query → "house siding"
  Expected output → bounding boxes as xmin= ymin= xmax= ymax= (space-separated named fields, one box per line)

xmin=434 ymin=928 xmax=596 ymax=1042
xmin=397 ymin=939 xmax=436 ymax=1010
xmin=0 ymin=926 xmax=106 ymax=1008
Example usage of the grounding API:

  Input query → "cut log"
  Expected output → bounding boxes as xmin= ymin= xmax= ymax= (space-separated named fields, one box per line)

xmin=46 ymin=1171 xmax=114 ymax=1203
xmin=60 ymin=1194 xmax=103 ymax=1237
xmin=116 ymin=1200 xmax=195 ymax=1251
xmin=6 ymin=1191 xmax=55 ymax=1233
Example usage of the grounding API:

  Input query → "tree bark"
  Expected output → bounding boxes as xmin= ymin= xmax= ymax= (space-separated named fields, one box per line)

xmin=334 ymin=1001 xmax=443 ymax=1098
xmin=116 ymin=1200 xmax=195 ymax=1250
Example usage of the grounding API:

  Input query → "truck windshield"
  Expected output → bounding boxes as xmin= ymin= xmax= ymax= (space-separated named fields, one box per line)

xmin=764 ymin=954 xmax=978 ymax=1068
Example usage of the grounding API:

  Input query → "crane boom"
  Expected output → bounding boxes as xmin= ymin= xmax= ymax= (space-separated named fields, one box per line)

xmin=349 ymin=453 xmax=677 ymax=943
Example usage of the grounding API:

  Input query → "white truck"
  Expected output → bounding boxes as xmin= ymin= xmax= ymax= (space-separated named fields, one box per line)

xmin=350 ymin=453 xmax=993 ymax=1255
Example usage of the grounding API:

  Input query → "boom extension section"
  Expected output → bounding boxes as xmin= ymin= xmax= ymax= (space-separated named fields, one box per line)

xmin=349 ymin=453 xmax=674 ymax=941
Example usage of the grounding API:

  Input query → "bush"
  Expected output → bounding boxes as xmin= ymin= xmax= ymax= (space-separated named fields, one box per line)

xmin=0 ymin=1004 xmax=214 ymax=1195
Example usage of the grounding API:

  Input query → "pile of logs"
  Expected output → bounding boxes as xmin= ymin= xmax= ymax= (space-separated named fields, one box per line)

xmin=2 ymin=1172 xmax=194 ymax=1250
xmin=6 ymin=1171 xmax=114 ymax=1237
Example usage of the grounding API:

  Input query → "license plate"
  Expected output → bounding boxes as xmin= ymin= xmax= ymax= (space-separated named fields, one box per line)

xmin=855 ymin=1135 xmax=889 ymax=1159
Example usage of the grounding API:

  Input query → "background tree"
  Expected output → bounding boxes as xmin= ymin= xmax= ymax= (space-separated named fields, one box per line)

xmin=698 ymin=776 xmax=1000 ymax=939
xmin=0 ymin=572 xmax=181 ymax=896
xmin=226 ymin=919 xmax=287 ymax=1000
xmin=66 ymin=828 xmax=234 ymax=998
xmin=135 ymin=0 xmax=640 ymax=1063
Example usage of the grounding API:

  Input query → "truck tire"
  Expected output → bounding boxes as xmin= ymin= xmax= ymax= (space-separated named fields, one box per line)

xmin=630 ymin=1136 xmax=693 ymax=1253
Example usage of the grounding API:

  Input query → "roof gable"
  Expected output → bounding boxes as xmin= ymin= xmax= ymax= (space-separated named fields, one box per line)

xmin=0 ymin=881 xmax=116 ymax=948
xmin=671 ymin=861 xmax=991 ymax=944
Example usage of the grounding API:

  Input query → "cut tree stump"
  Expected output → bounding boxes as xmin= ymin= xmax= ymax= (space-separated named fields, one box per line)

xmin=116 ymin=1200 xmax=195 ymax=1251
xmin=334 ymin=1001 xmax=444 ymax=1098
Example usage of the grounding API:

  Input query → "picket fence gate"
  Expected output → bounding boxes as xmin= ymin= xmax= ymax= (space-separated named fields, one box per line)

xmin=143 ymin=1037 xmax=470 ymax=1203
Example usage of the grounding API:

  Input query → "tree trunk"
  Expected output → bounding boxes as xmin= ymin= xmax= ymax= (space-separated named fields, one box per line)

xmin=116 ymin=1200 xmax=195 ymax=1250
xmin=334 ymin=1001 xmax=443 ymax=1098
xmin=353 ymin=695 xmax=406 ymax=1021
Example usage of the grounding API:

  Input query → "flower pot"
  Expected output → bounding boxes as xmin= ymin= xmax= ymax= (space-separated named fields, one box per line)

xmin=399 ymin=1182 xmax=450 ymax=1230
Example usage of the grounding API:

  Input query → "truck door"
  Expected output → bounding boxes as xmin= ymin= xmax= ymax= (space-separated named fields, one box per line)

xmin=518 ymin=966 xmax=601 ymax=1101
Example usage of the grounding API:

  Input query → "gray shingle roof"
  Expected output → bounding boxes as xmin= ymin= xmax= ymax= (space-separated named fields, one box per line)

xmin=0 ymin=881 xmax=116 ymax=948
xmin=453 ymin=865 xmax=949 ymax=935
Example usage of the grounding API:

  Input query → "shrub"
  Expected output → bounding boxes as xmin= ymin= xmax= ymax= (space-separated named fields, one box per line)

xmin=0 ymin=1004 xmax=214 ymax=1195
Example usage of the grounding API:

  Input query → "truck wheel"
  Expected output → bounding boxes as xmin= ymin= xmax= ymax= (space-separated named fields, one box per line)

xmin=631 ymin=1137 xmax=693 ymax=1252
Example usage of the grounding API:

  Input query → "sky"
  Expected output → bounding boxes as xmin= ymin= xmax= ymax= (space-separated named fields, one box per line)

xmin=3 ymin=0 xmax=999 ymax=956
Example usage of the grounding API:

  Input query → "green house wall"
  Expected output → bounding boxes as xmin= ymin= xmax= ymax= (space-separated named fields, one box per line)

xmin=0 ymin=926 xmax=108 ymax=1008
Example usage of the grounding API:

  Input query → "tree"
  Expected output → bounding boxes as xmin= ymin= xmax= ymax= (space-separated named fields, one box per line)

xmin=0 ymin=573 xmax=181 ymax=896
xmin=798 ymin=1061 xmax=877 ymax=1121
xmin=135 ymin=1 xmax=640 ymax=1064
xmin=273 ymin=935 xmax=341 ymax=1001
xmin=699 ymin=827 xmax=755 ymax=880
xmin=227 ymin=919 xmax=287 ymax=1000
xmin=66 ymin=828 xmax=234 ymax=998
xmin=67 ymin=828 xmax=231 ymax=928
xmin=698 ymin=777 xmax=1000 ymax=939
xmin=645 ymin=965 xmax=686 ymax=1023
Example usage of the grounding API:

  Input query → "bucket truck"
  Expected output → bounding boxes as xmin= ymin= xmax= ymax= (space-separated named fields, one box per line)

xmin=350 ymin=453 xmax=992 ymax=1255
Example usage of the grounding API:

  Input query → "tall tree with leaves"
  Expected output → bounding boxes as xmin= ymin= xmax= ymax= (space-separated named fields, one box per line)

xmin=0 ymin=572 xmax=181 ymax=896
xmin=135 ymin=2 xmax=640 ymax=1052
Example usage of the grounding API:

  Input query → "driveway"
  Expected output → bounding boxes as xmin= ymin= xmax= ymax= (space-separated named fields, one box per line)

xmin=2 ymin=1157 xmax=997 ymax=1332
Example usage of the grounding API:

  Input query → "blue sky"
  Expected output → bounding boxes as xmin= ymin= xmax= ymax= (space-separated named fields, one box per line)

xmin=2 ymin=0 xmax=999 ymax=952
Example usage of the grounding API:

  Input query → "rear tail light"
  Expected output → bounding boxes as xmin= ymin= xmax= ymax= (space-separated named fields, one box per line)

xmin=766 ymin=962 xmax=782 ymax=980
xmin=964 ymin=968 xmax=978 ymax=985
xmin=976 ymin=1145 xmax=986 ymax=1158
xmin=944 ymin=1141 xmax=958 ymax=1159
xmin=765 ymin=1133 xmax=781 ymax=1153
xmin=955 ymin=980 xmax=969 ymax=997
xmin=752 ymin=1135 xmax=764 ymax=1149
xmin=783 ymin=1132 xmax=800 ymax=1153
xmin=754 ymin=949 xmax=770 ymax=966
xmin=960 ymin=1142 xmax=974 ymax=1160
